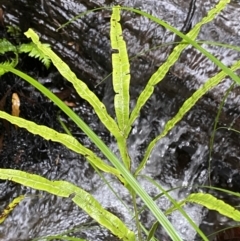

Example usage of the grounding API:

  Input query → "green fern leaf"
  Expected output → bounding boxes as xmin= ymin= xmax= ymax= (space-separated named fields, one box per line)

xmin=0 ymin=60 xmax=17 ymax=76
xmin=0 ymin=110 xmax=126 ymax=185
xmin=110 ymin=6 xmax=131 ymax=169
xmin=0 ymin=39 xmax=17 ymax=54
xmin=6 ymin=25 xmax=21 ymax=41
xmin=187 ymin=193 xmax=240 ymax=221
xmin=19 ymin=42 xmax=51 ymax=68
xmin=23 ymin=29 xmax=132 ymax=171
xmin=24 ymin=29 xmax=122 ymax=141
xmin=111 ymin=6 xmax=130 ymax=135
xmin=0 ymin=169 xmax=136 ymax=241
xmin=134 ymin=0 xmax=232 ymax=176
xmin=128 ymin=0 xmax=230 ymax=131
xmin=135 ymin=59 xmax=240 ymax=176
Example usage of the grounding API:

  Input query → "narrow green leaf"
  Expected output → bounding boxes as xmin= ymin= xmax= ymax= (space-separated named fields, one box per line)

xmin=42 ymin=236 xmax=86 ymax=241
xmin=24 ymin=29 xmax=121 ymax=141
xmin=135 ymin=59 xmax=240 ymax=176
xmin=125 ymin=0 xmax=232 ymax=131
xmin=203 ymin=186 xmax=240 ymax=198
xmin=147 ymin=221 xmax=159 ymax=241
xmin=0 ymin=65 xmax=183 ymax=241
xmin=208 ymin=83 xmax=235 ymax=183
xmin=0 ymin=169 xmax=135 ymax=241
xmin=110 ymin=6 xmax=131 ymax=169
xmin=0 ymin=111 xmax=126 ymax=185
xmin=59 ymin=4 xmax=240 ymax=89
xmin=116 ymin=137 xmax=131 ymax=170
xmin=111 ymin=6 xmax=130 ymax=135
xmin=187 ymin=193 xmax=240 ymax=222
xmin=142 ymin=175 xmax=209 ymax=241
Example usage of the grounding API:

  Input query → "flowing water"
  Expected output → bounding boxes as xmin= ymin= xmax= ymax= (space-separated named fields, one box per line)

xmin=0 ymin=0 xmax=240 ymax=240
xmin=0 ymin=71 xmax=240 ymax=240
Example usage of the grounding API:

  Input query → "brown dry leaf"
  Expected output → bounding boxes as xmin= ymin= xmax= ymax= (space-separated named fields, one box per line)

xmin=12 ymin=92 xmax=20 ymax=126
xmin=64 ymin=100 xmax=76 ymax=107
xmin=54 ymin=88 xmax=76 ymax=107
xmin=0 ymin=8 xmax=4 ymax=26
xmin=54 ymin=88 xmax=72 ymax=100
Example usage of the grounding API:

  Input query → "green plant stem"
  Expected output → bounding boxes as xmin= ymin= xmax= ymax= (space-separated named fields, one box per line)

xmin=3 ymin=66 xmax=184 ymax=241
xmin=120 ymin=5 xmax=240 ymax=86
xmin=142 ymin=176 xmax=209 ymax=241
xmin=57 ymin=113 xmax=73 ymax=136
xmin=131 ymin=191 xmax=142 ymax=241
xmin=59 ymin=5 xmax=240 ymax=87
xmin=208 ymin=83 xmax=235 ymax=185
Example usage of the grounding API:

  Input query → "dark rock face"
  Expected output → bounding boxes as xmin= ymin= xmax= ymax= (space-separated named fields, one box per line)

xmin=1 ymin=0 xmax=187 ymax=89
xmin=1 ymin=0 xmax=240 ymax=240
xmin=1 ymin=0 xmax=240 ymax=101
xmin=1 ymin=0 xmax=240 ymax=207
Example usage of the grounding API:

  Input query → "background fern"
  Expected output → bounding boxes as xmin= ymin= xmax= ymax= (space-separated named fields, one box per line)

xmin=0 ymin=28 xmax=51 ymax=69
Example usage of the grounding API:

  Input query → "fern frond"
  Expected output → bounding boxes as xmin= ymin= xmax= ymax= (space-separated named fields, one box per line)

xmin=187 ymin=193 xmax=240 ymax=222
xmin=6 ymin=25 xmax=22 ymax=40
xmin=19 ymin=42 xmax=51 ymax=68
xmin=167 ymin=192 xmax=240 ymax=222
xmin=0 ymin=169 xmax=136 ymax=241
xmin=0 ymin=39 xmax=17 ymax=54
xmin=0 ymin=60 xmax=18 ymax=76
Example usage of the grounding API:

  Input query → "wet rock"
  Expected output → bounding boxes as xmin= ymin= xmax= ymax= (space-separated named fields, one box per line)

xmin=1 ymin=0 xmax=239 ymax=87
xmin=1 ymin=0 xmax=240 ymax=240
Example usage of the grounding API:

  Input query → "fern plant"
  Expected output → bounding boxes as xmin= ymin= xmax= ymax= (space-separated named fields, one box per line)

xmin=0 ymin=31 xmax=51 ymax=71
xmin=0 ymin=1 xmax=240 ymax=240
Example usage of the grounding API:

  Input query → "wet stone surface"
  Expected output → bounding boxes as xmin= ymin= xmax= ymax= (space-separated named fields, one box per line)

xmin=0 ymin=0 xmax=240 ymax=240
